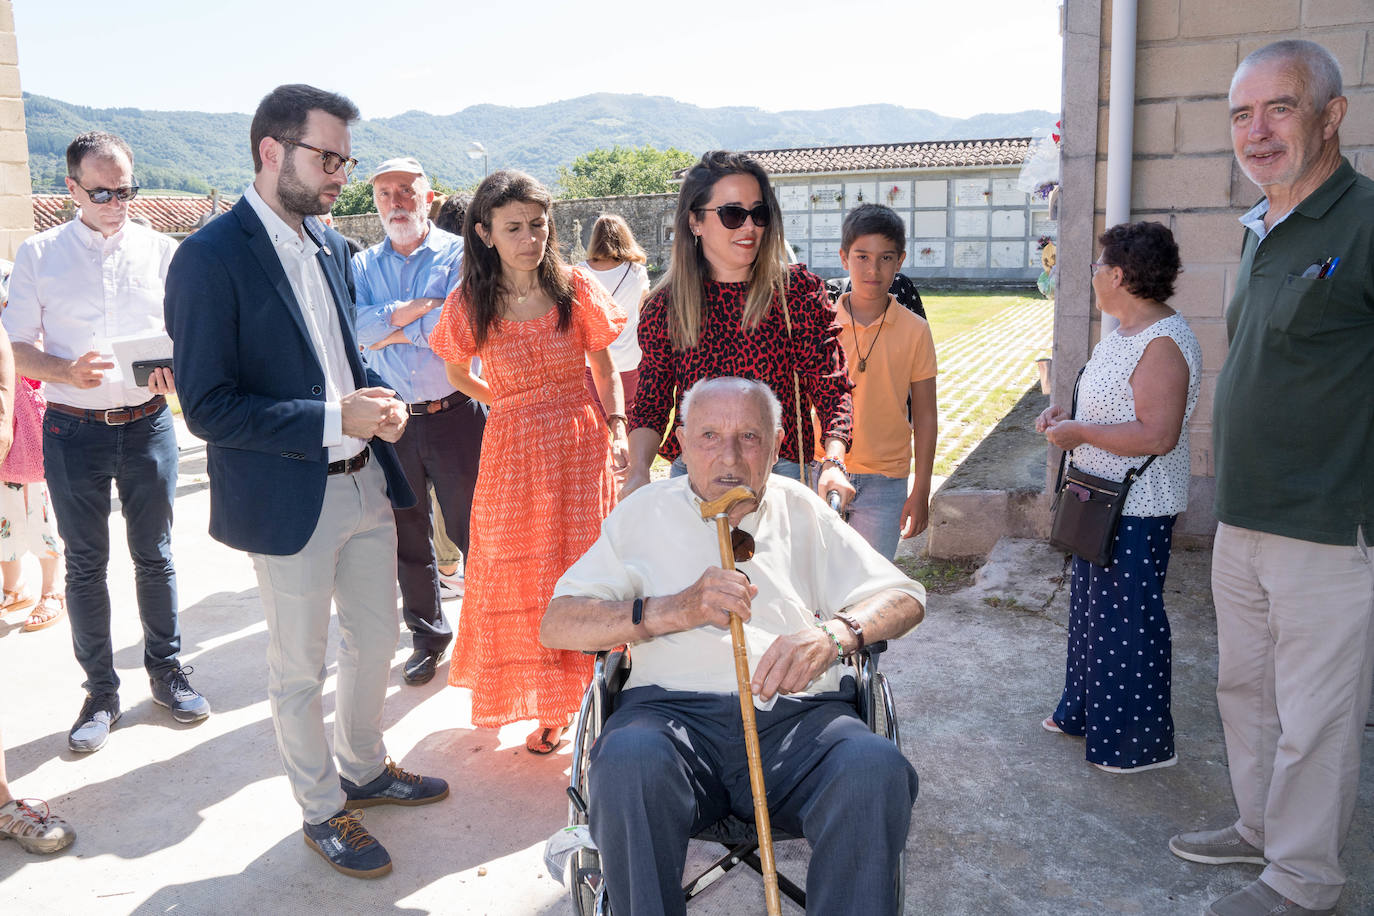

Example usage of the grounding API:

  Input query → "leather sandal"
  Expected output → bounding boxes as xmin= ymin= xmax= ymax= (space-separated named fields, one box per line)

xmin=22 ymin=593 xmax=64 ymax=632
xmin=525 ymin=723 xmax=570 ymax=755
xmin=1 ymin=586 xmax=34 ymax=616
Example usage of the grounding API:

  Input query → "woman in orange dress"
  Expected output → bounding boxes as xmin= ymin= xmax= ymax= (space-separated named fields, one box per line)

xmin=429 ymin=170 xmax=628 ymax=753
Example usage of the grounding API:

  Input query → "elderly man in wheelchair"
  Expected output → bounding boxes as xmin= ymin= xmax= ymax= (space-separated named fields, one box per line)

xmin=542 ymin=376 xmax=924 ymax=915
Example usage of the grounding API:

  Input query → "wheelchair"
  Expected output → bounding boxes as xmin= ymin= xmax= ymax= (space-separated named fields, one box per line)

xmin=564 ymin=641 xmax=905 ymax=914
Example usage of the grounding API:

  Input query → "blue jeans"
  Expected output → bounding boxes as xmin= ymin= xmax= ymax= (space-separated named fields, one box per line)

xmin=844 ymin=472 xmax=910 ymax=561
xmin=43 ymin=404 xmax=181 ymax=696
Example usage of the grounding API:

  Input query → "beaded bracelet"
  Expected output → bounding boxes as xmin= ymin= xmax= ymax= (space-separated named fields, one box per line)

xmin=816 ymin=622 xmax=844 ymax=662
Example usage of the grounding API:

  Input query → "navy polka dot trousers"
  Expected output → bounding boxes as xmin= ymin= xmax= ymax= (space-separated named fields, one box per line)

xmin=1052 ymin=515 xmax=1176 ymax=768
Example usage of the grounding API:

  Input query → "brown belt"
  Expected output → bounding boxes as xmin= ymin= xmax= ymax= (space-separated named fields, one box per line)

xmin=406 ymin=394 xmax=462 ymax=416
xmin=327 ymin=449 xmax=369 ymax=476
xmin=47 ymin=395 xmax=167 ymax=426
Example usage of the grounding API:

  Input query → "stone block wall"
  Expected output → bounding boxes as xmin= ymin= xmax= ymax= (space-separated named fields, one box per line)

xmin=0 ymin=0 xmax=31 ymax=257
xmin=552 ymin=193 xmax=676 ymax=279
xmin=1059 ymin=0 xmax=1374 ymax=540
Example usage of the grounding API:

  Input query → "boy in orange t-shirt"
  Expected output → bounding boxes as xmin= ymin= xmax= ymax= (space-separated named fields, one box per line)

xmin=829 ymin=205 xmax=937 ymax=559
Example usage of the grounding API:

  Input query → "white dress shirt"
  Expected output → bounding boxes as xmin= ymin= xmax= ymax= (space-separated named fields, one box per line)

xmin=553 ymin=474 xmax=926 ymax=706
xmin=242 ymin=183 xmax=364 ymax=462
xmin=4 ymin=213 xmax=176 ymax=409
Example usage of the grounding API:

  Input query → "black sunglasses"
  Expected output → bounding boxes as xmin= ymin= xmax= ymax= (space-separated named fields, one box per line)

xmin=72 ymin=182 xmax=139 ymax=204
xmin=731 ymin=527 xmax=756 ymax=563
xmin=275 ymin=137 xmax=358 ymax=177
xmin=694 ymin=204 xmax=771 ymax=230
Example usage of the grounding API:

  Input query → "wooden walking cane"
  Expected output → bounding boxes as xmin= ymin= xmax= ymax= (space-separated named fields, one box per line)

xmin=698 ymin=484 xmax=782 ymax=916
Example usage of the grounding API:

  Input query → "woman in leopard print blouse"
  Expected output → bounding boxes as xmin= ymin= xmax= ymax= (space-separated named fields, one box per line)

xmin=623 ymin=150 xmax=855 ymax=505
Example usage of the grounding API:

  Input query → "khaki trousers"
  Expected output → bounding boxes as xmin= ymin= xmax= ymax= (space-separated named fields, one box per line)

xmin=1212 ymin=522 xmax=1374 ymax=910
xmin=251 ymin=459 xmax=400 ymax=825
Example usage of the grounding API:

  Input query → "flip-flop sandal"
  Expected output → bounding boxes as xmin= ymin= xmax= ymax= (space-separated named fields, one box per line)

xmin=1 ymin=586 xmax=34 ymax=616
xmin=22 ymin=593 xmax=63 ymax=632
xmin=525 ymin=725 xmax=567 ymax=756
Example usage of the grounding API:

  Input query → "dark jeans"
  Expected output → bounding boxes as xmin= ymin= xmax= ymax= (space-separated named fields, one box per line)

xmin=588 ymin=682 xmax=917 ymax=916
xmin=43 ymin=403 xmax=181 ymax=696
xmin=392 ymin=394 xmax=486 ymax=651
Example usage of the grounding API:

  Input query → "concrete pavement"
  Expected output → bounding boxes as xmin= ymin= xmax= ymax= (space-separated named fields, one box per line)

xmin=0 ymin=430 xmax=1369 ymax=914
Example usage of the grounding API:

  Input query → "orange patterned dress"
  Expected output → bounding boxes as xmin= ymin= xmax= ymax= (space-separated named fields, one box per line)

xmin=429 ymin=268 xmax=626 ymax=727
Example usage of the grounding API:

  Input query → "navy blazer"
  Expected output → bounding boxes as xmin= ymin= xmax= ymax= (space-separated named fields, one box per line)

xmin=165 ymin=196 xmax=415 ymax=556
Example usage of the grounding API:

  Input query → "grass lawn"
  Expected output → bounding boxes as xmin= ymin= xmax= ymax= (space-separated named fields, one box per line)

xmin=921 ymin=290 xmax=1046 ymax=346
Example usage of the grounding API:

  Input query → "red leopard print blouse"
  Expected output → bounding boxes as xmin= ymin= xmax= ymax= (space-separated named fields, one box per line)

xmin=630 ymin=264 xmax=853 ymax=463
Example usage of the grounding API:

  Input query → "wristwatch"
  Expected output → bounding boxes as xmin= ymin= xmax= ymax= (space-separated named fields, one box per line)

xmin=833 ymin=612 xmax=864 ymax=654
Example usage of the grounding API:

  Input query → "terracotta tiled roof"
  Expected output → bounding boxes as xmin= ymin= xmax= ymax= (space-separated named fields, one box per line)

xmin=675 ymin=137 xmax=1034 ymax=178
xmin=31 ymin=193 xmax=233 ymax=234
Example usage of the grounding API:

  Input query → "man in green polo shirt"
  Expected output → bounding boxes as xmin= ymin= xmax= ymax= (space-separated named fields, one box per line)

xmin=1165 ymin=40 xmax=1374 ymax=916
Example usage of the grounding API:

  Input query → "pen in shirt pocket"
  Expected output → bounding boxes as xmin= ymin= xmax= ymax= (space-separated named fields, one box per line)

xmin=1311 ymin=256 xmax=1341 ymax=279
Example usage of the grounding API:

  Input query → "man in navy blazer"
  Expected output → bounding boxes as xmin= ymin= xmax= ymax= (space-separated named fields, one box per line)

xmin=165 ymin=84 xmax=447 ymax=880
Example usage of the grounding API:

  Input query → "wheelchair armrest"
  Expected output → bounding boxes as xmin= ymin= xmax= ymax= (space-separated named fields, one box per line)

xmin=594 ymin=648 xmax=632 ymax=712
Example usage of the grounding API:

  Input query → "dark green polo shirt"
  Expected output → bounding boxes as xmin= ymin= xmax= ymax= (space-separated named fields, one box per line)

xmin=1213 ymin=159 xmax=1374 ymax=545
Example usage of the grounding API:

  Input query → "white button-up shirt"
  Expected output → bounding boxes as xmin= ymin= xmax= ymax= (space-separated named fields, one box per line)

xmin=242 ymin=183 xmax=363 ymax=462
xmin=4 ymin=213 xmax=176 ymax=409
xmin=553 ymin=474 xmax=926 ymax=707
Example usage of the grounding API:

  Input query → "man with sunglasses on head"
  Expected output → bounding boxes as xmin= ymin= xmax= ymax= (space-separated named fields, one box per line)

xmin=164 ymin=84 xmax=447 ymax=880
xmin=352 ymin=156 xmax=486 ymax=687
xmin=4 ymin=131 xmax=209 ymax=754
xmin=542 ymin=376 xmax=923 ymax=915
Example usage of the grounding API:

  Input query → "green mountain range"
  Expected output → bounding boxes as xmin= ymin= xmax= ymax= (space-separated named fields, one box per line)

xmin=23 ymin=92 xmax=1055 ymax=195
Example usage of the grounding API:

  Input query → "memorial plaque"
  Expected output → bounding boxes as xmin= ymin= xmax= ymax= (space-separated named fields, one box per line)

xmin=882 ymin=180 xmax=912 ymax=208
xmin=812 ymin=183 xmax=843 ymax=210
xmin=896 ymin=211 xmax=912 ymax=237
xmin=914 ymin=180 xmax=946 ymax=208
xmin=912 ymin=211 xmax=946 ymax=238
xmin=782 ymin=212 xmax=810 ymax=239
xmin=953 ymin=241 xmax=986 ymax=268
xmin=954 ymin=179 xmax=989 ymax=207
xmin=990 ymin=241 xmax=1026 ymax=269
xmin=812 ymin=212 xmax=843 ymax=238
xmin=1032 ymin=212 xmax=1058 ymax=236
xmin=789 ymin=241 xmax=810 ymax=264
xmin=991 ymin=210 xmax=1026 ymax=237
xmin=991 ymin=178 xmax=1025 ymax=206
xmin=845 ymin=181 xmax=878 ymax=207
xmin=777 ymin=184 xmax=811 ymax=212
xmin=811 ymin=241 xmax=842 ymax=268
xmin=954 ymin=210 xmax=988 ymax=237
xmin=912 ymin=242 xmax=945 ymax=268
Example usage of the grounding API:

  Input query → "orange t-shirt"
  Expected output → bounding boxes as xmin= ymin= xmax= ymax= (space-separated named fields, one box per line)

xmin=828 ymin=295 xmax=937 ymax=477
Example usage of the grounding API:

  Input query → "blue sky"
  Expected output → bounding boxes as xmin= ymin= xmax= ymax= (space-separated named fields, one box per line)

xmin=14 ymin=0 xmax=1064 ymax=118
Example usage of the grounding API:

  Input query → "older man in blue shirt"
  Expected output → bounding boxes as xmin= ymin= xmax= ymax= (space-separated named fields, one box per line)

xmin=353 ymin=156 xmax=486 ymax=685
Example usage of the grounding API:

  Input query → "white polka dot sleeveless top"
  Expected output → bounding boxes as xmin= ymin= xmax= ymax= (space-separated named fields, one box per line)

xmin=1070 ymin=312 xmax=1202 ymax=517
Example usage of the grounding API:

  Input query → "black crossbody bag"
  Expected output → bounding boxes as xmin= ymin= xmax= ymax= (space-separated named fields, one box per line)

xmin=1048 ymin=368 xmax=1156 ymax=567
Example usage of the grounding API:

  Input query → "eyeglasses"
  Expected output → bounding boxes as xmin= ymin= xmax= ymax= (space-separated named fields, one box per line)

xmin=1090 ymin=261 xmax=1113 ymax=276
xmin=693 ymin=204 xmax=771 ymax=230
xmin=730 ymin=527 xmax=756 ymax=563
xmin=71 ymin=182 xmax=139 ymax=204
xmin=275 ymin=138 xmax=358 ymax=177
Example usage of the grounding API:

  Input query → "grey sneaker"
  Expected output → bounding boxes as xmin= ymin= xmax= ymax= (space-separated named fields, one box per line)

xmin=1169 ymin=825 xmax=1265 ymax=865
xmin=1206 ymin=879 xmax=1334 ymax=916
xmin=151 ymin=665 xmax=210 ymax=723
xmin=68 ymin=693 xmax=121 ymax=753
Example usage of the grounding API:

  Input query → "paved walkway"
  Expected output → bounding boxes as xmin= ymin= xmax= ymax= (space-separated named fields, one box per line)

xmin=933 ymin=297 xmax=1053 ymax=473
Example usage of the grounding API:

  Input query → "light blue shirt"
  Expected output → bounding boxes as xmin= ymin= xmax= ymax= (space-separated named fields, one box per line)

xmin=353 ymin=222 xmax=464 ymax=403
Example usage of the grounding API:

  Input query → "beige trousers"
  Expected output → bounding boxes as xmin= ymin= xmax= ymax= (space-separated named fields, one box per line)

xmin=1212 ymin=522 xmax=1374 ymax=910
xmin=251 ymin=459 xmax=400 ymax=825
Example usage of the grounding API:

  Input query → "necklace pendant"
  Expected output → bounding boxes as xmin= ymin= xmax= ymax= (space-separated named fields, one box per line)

xmin=517 ymin=295 xmax=527 ymax=303
xmin=857 ymin=358 xmax=867 ymax=373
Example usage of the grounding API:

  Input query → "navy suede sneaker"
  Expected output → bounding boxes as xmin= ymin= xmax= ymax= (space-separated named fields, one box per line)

xmin=341 ymin=757 xmax=449 ymax=808
xmin=151 ymin=666 xmax=210 ymax=723
xmin=303 ymin=809 xmax=392 ymax=879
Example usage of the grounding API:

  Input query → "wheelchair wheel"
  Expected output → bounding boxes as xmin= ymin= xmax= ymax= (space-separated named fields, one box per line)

xmin=567 ymin=846 xmax=606 ymax=916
